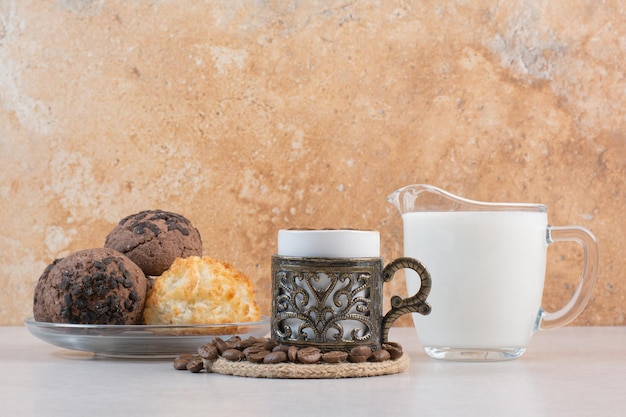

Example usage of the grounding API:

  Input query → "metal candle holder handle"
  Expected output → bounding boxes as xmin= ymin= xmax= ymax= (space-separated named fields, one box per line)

xmin=381 ymin=257 xmax=432 ymax=343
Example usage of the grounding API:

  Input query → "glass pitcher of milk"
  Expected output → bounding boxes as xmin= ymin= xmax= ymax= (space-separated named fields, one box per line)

xmin=388 ymin=184 xmax=599 ymax=361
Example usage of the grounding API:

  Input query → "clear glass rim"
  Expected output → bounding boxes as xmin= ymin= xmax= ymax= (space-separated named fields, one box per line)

xmin=389 ymin=184 xmax=548 ymax=212
xmin=24 ymin=316 xmax=270 ymax=330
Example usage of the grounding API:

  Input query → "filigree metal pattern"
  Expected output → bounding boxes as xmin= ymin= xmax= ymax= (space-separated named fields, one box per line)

xmin=272 ymin=257 xmax=383 ymax=350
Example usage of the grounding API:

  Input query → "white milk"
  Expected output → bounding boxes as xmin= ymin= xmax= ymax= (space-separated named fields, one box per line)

xmin=403 ymin=211 xmax=548 ymax=349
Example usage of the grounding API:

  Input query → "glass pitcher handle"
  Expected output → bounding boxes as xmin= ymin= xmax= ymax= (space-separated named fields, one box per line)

xmin=539 ymin=225 xmax=600 ymax=330
xmin=381 ymin=257 xmax=432 ymax=343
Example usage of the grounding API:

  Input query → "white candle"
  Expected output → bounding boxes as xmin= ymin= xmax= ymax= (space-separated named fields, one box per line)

xmin=277 ymin=229 xmax=380 ymax=258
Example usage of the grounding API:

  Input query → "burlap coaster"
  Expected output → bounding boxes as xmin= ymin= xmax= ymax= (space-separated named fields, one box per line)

xmin=203 ymin=354 xmax=409 ymax=379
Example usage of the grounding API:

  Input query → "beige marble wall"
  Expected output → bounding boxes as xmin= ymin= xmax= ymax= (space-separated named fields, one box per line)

xmin=0 ymin=1 xmax=624 ymax=326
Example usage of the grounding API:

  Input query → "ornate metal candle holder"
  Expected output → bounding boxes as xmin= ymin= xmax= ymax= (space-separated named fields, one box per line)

xmin=271 ymin=255 xmax=431 ymax=352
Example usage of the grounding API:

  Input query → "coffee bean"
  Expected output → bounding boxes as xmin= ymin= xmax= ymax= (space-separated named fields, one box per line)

xmin=297 ymin=347 xmax=322 ymax=364
xmin=248 ymin=350 xmax=271 ymax=364
xmin=382 ymin=342 xmax=403 ymax=360
xmin=272 ymin=344 xmax=290 ymax=353
xmin=287 ymin=345 xmax=299 ymax=362
xmin=263 ymin=351 xmax=287 ymax=364
xmin=322 ymin=351 xmax=348 ymax=364
xmin=173 ymin=355 xmax=193 ymax=370
xmin=186 ymin=357 xmax=204 ymax=373
xmin=222 ymin=348 xmax=245 ymax=361
xmin=349 ymin=345 xmax=372 ymax=363
xmin=370 ymin=349 xmax=391 ymax=362
xmin=234 ymin=338 xmax=255 ymax=350
xmin=348 ymin=354 xmax=368 ymax=363
xmin=213 ymin=337 xmax=229 ymax=354
xmin=224 ymin=339 xmax=239 ymax=350
xmin=243 ymin=343 xmax=267 ymax=358
xmin=263 ymin=339 xmax=279 ymax=351
xmin=350 ymin=346 xmax=372 ymax=358
xmin=197 ymin=343 xmax=218 ymax=360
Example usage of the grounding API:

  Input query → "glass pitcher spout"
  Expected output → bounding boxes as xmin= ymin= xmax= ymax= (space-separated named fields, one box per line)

xmin=387 ymin=184 xmax=547 ymax=214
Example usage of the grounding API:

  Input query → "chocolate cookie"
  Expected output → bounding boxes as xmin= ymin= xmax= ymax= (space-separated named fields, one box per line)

xmin=33 ymin=248 xmax=148 ymax=324
xmin=104 ymin=210 xmax=202 ymax=276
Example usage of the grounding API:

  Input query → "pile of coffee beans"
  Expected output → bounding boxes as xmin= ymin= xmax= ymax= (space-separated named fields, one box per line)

xmin=173 ymin=336 xmax=404 ymax=373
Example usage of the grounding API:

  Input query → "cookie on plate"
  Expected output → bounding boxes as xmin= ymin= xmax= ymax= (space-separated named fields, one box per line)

xmin=143 ymin=256 xmax=261 ymax=325
xmin=33 ymin=248 xmax=148 ymax=324
xmin=104 ymin=209 xmax=202 ymax=276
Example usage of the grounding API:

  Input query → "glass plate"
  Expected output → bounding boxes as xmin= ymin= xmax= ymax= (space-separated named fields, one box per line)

xmin=24 ymin=316 xmax=270 ymax=359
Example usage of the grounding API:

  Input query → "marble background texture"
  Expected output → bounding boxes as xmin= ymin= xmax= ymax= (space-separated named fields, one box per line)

xmin=0 ymin=1 xmax=624 ymax=326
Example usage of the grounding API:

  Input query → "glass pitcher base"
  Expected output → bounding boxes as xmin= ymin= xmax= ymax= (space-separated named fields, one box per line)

xmin=424 ymin=346 xmax=526 ymax=361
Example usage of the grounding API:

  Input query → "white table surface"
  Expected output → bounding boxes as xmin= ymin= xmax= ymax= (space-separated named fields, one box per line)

xmin=1 ymin=325 xmax=625 ymax=417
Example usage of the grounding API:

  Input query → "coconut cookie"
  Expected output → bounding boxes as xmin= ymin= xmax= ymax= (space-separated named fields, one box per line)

xmin=143 ymin=256 xmax=260 ymax=325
